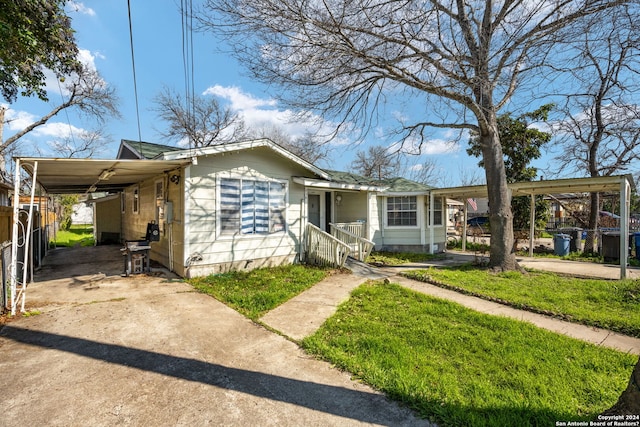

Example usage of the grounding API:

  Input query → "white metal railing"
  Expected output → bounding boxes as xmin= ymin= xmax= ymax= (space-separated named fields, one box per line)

xmin=329 ymin=223 xmax=375 ymax=262
xmin=305 ymin=223 xmax=351 ymax=268
xmin=331 ymin=221 xmax=366 ymax=238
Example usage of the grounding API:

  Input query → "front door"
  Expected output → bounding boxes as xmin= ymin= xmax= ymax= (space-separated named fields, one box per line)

xmin=308 ymin=194 xmax=321 ymax=228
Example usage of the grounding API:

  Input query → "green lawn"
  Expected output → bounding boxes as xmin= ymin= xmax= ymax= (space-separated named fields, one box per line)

xmin=302 ymin=281 xmax=636 ymax=427
xmin=188 ymin=264 xmax=329 ymax=319
xmin=402 ymin=265 xmax=640 ymax=337
xmin=52 ymin=224 xmax=94 ymax=247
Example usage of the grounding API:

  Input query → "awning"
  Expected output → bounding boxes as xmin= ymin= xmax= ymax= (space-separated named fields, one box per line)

xmin=17 ymin=157 xmax=192 ymax=194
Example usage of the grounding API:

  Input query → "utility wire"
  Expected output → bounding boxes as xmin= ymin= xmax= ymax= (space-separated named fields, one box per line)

xmin=127 ymin=0 xmax=143 ymax=150
xmin=181 ymin=0 xmax=196 ymax=152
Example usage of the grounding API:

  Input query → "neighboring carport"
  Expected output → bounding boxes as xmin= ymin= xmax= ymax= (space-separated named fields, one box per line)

xmin=429 ymin=175 xmax=636 ymax=279
xmin=9 ymin=157 xmax=191 ymax=314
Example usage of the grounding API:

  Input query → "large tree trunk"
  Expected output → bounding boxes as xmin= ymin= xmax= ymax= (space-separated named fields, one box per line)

xmin=601 ymin=357 xmax=640 ymax=416
xmin=584 ymin=192 xmax=600 ymax=253
xmin=480 ymin=123 xmax=518 ymax=272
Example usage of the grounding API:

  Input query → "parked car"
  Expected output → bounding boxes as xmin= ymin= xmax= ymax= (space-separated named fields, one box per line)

xmin=466 ymin=216 xmax=490 ymax=235
xmin=467 ymin=216 xmax=489 ymax=227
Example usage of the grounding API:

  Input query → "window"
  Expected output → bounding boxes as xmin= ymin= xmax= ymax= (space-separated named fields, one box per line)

xmin=431 ymin=197 xmax=443 ymax=226
xmin=155 ymin=180 xmax=164 ymax=223
xmin=132 ymin=186 xmax=139 ymax=214
xmin=387 ymin=196 xmax=417 ymax=226
xmin=220 ymin=178 xmax=286 ymax=236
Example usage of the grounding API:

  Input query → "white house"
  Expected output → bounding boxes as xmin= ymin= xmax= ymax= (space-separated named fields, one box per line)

xmin=112 ymin=139 xmax=446 ymax=277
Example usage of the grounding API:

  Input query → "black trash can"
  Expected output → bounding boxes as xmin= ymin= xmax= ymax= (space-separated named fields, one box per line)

xmin=635 ymin=232 xmax=640 ymax=261
xmin=601 ymin=231 xmax=634 ymax=261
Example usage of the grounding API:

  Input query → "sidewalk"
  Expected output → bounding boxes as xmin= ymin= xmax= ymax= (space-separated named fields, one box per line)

xmin=259 ymin=253 xmax=640 ymax=355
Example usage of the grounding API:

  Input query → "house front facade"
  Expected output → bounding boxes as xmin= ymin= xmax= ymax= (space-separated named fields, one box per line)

xmin=113 ymin=139 xmax=447 ymax=277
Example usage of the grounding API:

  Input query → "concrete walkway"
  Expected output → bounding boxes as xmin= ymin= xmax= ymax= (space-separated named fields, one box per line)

xmin=259 ymin=252 xmax=640 ymax=355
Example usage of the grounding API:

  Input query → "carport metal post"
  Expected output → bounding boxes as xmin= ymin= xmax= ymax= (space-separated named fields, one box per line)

xmin=10 ymin=160 xmax=38 ymax=315
xmin=429 ymin=192 xmax=435 ymax=254
xmin=529 ymin=194 xmax=535 ymax=258
xmin=620 ymin=178 xmax=630 ymax=279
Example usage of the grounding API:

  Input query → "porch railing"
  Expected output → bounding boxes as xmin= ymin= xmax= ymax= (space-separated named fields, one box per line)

xmin=329 ymin=222 xmax=375 ymax=262
xmin=305 ymin=223 xmax=351 ymax=268
xmin=331 ymin=221 xmax=366 ymax=238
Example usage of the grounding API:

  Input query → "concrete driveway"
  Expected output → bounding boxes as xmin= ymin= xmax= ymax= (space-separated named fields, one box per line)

xmin=0 ymin=245 xmax=429 ymax=426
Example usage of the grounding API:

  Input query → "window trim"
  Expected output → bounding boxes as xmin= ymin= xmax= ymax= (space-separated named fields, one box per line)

xmin=430 ymin=196 xmax=444 ymax=227
xmin=217 ymin=176 xmax=288 ymax=238
xmin=385 ymin=195 xmax=419 ymax=228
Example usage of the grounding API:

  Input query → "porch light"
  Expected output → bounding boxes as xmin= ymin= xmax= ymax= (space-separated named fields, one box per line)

xmin=336 ymin=194 xmax=342 ymax=205
xmin=98 ymin=169 xmax=116 ymax=181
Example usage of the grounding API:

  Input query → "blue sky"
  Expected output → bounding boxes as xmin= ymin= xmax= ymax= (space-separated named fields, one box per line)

xmin=2 ymin=1 xmax=576 ymax=187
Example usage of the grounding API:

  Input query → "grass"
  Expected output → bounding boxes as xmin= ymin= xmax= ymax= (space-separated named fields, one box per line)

xmin=187 ymin=264 xmax=329 ymax=319
xmin=52 ymin=224 xmax=94 ymax=247
xmin=403 ymin=264 xmax=640 ymax=337
xmin=302 ymin=281 xmax=636 ymax=427
xmin=365 ymin=251 xmax=446 ymax=266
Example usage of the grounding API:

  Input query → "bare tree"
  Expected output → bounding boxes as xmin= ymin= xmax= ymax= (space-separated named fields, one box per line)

xmin=350 ymin=145 xmax=401 ymax=180
xmin=405 ymin=157 xmax=446 ymax=187
xmin=552 ymin=8 xmax=640 ymax=253
xmin=201 ymin=0 xmax=630 ymax=271
xmin=250 ymin=124 xmax=330 ymax=165
xmin=46 ymin=128 xmax=109 ymax=158
xmin=0 ymin=67 xmax=119 ymax=161
xmin=153 ymin=87 xmax=246 ymax=147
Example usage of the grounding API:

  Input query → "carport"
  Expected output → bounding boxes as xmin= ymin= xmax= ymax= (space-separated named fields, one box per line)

xmin=428 ymin=174 xmax=635 ymax=279
xmin=9 ymin=156 xmax=191 ymax=314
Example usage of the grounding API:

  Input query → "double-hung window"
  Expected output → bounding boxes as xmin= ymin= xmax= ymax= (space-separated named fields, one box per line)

xmin=220 ymin=178 xmax=286 ymax=236
xmin=431 ymin=197 xmax=443 ymax=226
xmin=387 ymin=196 xmax=417 ymax=226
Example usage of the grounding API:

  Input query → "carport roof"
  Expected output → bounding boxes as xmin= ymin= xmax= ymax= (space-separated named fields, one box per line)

xmin=431 ymin=175 xmax=636 ymax=199
xmin=16 ymin=157 xmax=191 ymax=194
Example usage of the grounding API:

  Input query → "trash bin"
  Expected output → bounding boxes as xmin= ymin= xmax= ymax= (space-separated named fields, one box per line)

xmin=553 ymin=233 xmax=570 ymax=256
xmin=560 ymin=227 xmax=583 ymax=252
xmin=600 ymin=231 xmax=633 ymax=261
xmin=634 ymin=232 xmax=640 ymax=260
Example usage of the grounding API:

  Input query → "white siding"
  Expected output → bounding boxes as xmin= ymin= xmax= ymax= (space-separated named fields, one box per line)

xmin=185 ymin=147 xmax=309 ymax=276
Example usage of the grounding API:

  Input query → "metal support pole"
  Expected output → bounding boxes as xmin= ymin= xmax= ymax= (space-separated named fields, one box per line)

xmin=620 ymin=178 xmax=630 ymax=279
xmin=429 ymin=192 xmax=435 ymax=254
xmin=9 ymin=159 xmax=20 ymax=315
xmin=462 ymin=200 xmax=468 ymax=252
xmin=529 ymin=194 xmax=535 ymax=258
xmin=20 ymin=161 xmax=38 ymax=312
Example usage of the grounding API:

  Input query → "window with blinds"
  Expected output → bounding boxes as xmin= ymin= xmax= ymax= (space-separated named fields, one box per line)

xmin=220 ymin=178 xmax=286 ymax=236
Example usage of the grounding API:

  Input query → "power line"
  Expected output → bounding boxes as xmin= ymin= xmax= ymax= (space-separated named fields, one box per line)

xmin=181 ymin=0 xmax=196 ymax=150
xmin=127 ymin=0 xmax=143 ymax=147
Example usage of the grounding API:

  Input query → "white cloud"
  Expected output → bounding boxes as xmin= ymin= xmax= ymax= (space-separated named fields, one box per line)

xmin=203 ymin=85 xmax=276 ymax=110
xmin=203 ymin=85 xmax=346 ymax=144
xmin=67 ymin=2 xmax=96 ymax=16
xmin=3 ymin=106 xmax=85 ymax=142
